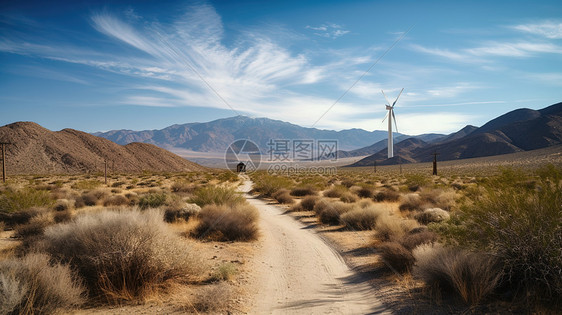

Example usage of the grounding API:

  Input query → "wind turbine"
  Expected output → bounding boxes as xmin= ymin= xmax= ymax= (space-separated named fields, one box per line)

xmin=381 ymin=88 xmax=403 ymax=159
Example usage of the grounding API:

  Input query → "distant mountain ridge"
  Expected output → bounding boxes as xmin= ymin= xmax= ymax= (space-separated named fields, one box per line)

xmin=349 ymin=102 xmax=562 ymax=166
xmin=0 ymin=122 xmax=205 ymax=174
xmin=94 ymin=116 xmax=409 ymax=152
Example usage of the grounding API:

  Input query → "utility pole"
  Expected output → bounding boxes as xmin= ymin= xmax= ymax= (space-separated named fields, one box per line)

xmin=0 ymin=142 xmax=11 ymax=183
xmin=104 ymin=159 xmax=107 ymax=185
xmin=432 ymin=151 xmax=440 ymax=176
xmin=399 ymin=159 xmax=402 ymax=174
xmin=374 ymin=160 xmax=377 ymax=173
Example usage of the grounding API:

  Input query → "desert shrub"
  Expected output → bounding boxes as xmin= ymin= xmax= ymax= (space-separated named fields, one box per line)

xmin=399 ymin=230 xmax=438 ymax=251
xmin=314 ymin=200 xmax=354 ymax=225
xmin=323 ymin=185 xmax=348 ymax=198
xmin=164 ymin=203 xmax=201 ymax=223
xmin=300 ymin=195 xmax=319 ymax=211
xmin=53 ymin=210 xmax=73 ymax=223
xmin=373 ymin=189 xmax=400 ymax=202
xmin=111 ymin=181 xmax=125 ymax=188
xmin=53 ymin=198 xmax=75 ymax=211
xmin=192 ymin=283 xmax=233 ymax=312
xmin=356 ymin=187 xmax=374 ymax=198
xmin=0 ymin=253 xmax=85 ymax=314
xmin=435 ymin=168 xmax=562 ymax=303
xmin=72 ymin=180 xmax=102 ymax=190
xmin=375 ymin=215 xmax=419 ymax=242
xmin=399 ymin=193 xmax=423 ymax=211
xmin=210 ymin=262 xmax=238 ymax=282
xmin=251 ymin=174 xmax=293 ymax=197
xmin=171 ymin=180 xmax=194 ymax=193
xmin=125 ymin=192 xmax=139 ymax=206
xmin=0 ymin=208 xmax=43 ymax=227
xmin=404 ymin=173 xmax=430 ymax=191
xmin=340 ymin=178 xmax=355 ymax=188
xmin=138 ymin=193 xmax=168 ymax=209
xmin=80 ymin=190 xmax=108 ymax=207
xmin=339 ymin=192 xmax=359 ymax=203
xmin=379 ymin=241 xmax=415 ymax=273
xmin=40 ymin=210 xmax=204 ymax=302
xmin=196 ymin=204 xmax=259 ymax=241
xmin=340 ymin=205 xmax=386 ymax=230
xmin=290 ymin=186 xmax=317 ymax=197
xmin=14 ymin=213 xmax=54 ymax=238
xmin=413 ymin=244 xmax=503 ymax=305
xmin=272 ymin=189 xmax=294 ymax=204
xmin=190 ymin=186 xmax=244 ymax=207
xmin=0 ymin=188 xmax=53 ymax=213
xmin=103 ymin=195 xmax=129 ymax=207
xmin=415 ymin=208 xmax=450 ymax=224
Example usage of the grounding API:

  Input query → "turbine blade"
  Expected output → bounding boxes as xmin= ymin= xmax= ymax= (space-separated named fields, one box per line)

xmin=392 ymin=110 xmax=398 ymax=133
xmin=382 ymin=111 xmax=389 ymax=123
xmin=381 ymin=90 xmax=391 ymax=106
xmin=392 ymin=88 xmax=404 ymax=107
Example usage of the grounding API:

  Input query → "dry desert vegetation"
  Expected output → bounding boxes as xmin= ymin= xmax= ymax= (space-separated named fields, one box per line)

xmin=0 ymin=159 xmax=561 ymax=314
xmin=249 ymin=162 xmax=562 ymax=314
xmin=0 ymin=170 xmax=259 ymax=314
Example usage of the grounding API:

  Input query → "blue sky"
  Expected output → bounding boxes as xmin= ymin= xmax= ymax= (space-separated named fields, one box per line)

xmin=1 ymin=0 xmax=561 ymax=135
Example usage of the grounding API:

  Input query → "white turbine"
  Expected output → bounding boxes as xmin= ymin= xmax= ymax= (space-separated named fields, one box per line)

xmin=381 ymin=88 xmax=403 ymax=159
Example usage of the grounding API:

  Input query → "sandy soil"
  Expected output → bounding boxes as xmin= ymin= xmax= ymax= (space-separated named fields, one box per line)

xmin=238 ymin=176 xmax=390 ymax=314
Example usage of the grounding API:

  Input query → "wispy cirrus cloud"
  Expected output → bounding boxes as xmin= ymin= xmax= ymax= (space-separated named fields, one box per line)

xmin=512 ymin=21 xmax=562 ymax=39
xmin=305 ymin=23 xmax=350 ymax=39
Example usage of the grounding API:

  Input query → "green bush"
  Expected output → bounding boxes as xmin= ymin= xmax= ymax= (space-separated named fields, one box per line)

xmin=251 ymin=174 xmax=293 ymax=197
xmin=0 ymin=188 xmax=54 ymax=213
xmin=190 ymin=186 xmax=244 ymax=207
xmin=138 ymin=193 xmax=168 ymax=209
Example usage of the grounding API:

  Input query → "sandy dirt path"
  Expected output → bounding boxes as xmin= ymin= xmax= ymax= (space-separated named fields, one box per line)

xmin=238 ymin=177 xmax=390 ymax=315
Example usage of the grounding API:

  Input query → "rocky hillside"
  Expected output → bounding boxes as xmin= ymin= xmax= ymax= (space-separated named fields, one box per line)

xmin=0 ymin=122 xmax=206 ymax=174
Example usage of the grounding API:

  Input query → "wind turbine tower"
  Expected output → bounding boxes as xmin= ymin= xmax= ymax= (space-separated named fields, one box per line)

xmin=381 ymin=88 xmax=403 ymax=159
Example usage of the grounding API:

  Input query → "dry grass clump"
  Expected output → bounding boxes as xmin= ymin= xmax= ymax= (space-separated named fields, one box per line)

xmin=300 ymin=195 xmax=319 ymax=211
xmin=196 ymin=204 xmax=259 ymax=241
xmin=0 ymin=253 xmax=85 ymax=314
xmin=356 ymin=186 xmax=374 ymax=198
xmin=272 ymin=189 xmax=295 ymax=204
xmin=374 ymin=215 xmax=419 ymax=242
xmin=399 ymin=230 xmax=438 ymax=251
xmin=340 ymin=205 xmax=386 ymax=230
xmin=339 ymin=192 xmax=359 ymax=203
xmin=413 ymin=244 xmax=503 ymax=305
xmin=39 ymin=210 xmax=205 ymax=302
xmin=209 ymin=262 xmax=238 ymax=282
xmin=192 ymin=283 xmax=233 ymax=313
xmin=14 ymin=213 xmax=54 ymax=239
xmin=379 ymin=242 xmax=415 ymax=273
xmin=420 ymin=189 xmax=458 ymax=211
xmin=53 ymin=198 xmax=75 ymax=211
xmin=71 ymin=180 xmax=102 ymax=190
xmin=415 ymin=208 xmax=450 ymax=224
xmin=79 ymin=189 xmax=108 ymax=207
xmin=290 ymin=186 xmax=318 ymax=197
xmin=0 ymin=207 xmax=43 ymax=227
xmin=0 ymin=188 xmax=54 ymax=213
xmin=102 ymin=194 xmax=129 ymax=207
xmin=170 ymin=180 xmax=195 ymax=193
xmin=164 ymin=203 xmax=200 ymax=223
xmin=251 ymin=173 xmax=293 ymax=197
xmin=313 ymin=199 xmax=353 ymax=225
xmin=190 ymin=186 xmax=244 ymax=207
xmin=323 ymin=185 xmax=348 ymax=198
xmin=398 ymin=193 xmax=423 ymax=211
xmin=373 ymin=189 xmax=400 ymax=202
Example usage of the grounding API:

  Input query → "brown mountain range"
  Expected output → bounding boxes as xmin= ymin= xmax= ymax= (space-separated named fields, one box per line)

xmin=0 ymin=122 xmax=206 ymax=174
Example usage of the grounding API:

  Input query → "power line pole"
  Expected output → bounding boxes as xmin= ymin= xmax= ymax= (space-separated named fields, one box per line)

xmin=0 ymin=142 xmax=11 ymax=183
xmin=432 ymin=151 xmax=440 ymax=176
xmin=373 ymin=160 xmax=377 ymax=173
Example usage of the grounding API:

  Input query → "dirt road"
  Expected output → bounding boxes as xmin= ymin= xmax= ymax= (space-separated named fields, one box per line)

xmin=239 ymin=177 xmax=389 ymax=314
